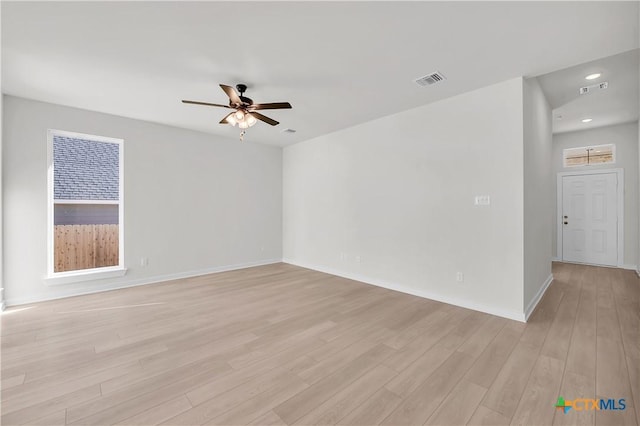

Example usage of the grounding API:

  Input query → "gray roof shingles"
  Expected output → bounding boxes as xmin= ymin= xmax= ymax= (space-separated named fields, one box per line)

xmin=53 ymin=135 xmax=119 ymax=201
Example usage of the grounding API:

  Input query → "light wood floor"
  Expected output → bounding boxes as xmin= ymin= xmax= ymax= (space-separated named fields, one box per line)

xmin=1 ymin=262 xmax=638 ymax=425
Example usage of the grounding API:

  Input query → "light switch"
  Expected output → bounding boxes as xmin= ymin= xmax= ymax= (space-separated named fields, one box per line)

xmin=474 ymin=195 xmax=490 ymax=206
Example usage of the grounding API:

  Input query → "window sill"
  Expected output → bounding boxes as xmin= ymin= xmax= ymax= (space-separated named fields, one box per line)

xmin=44 ymin=267 xmax=127 ymax=286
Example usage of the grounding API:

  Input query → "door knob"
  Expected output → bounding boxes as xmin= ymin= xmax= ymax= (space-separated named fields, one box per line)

xmin=564 ymin=221 xmax=568 ymax=225
xmin=563 ymin=216 xmax=568 ymax=219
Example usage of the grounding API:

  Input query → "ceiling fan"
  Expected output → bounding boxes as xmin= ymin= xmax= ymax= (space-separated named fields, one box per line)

xmin=182 ymin=84 xmax=292 ymax=139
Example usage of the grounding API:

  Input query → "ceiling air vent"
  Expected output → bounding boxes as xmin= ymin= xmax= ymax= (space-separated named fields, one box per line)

xmin=415 ymin=72 xmax=446 ymax=87
xmin=281 ymin=128 xmax=296 ymax=133
xmin=579 ymin=81 xmax=608 ymax=95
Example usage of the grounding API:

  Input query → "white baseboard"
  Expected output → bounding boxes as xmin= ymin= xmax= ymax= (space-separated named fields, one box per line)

xmin=283 ymin=258 xmax=526 ymax=322
xmin=4 ymin=259 xmax=282 ymax=307
xmin=524 ymin=273 xmax=554 ymax=321
xmin=636 ymin=268 xmax=640 ymax=278
xmin=553 ymin=258 xmax=637 ymax=272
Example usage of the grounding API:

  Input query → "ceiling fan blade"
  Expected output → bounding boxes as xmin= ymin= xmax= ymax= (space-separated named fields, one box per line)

xmin=182 ymin=100 xmax=232 ymax=108
xmin=249 ymin=112 xmax=279 ymax=126
xmin=220 ymin=84 xmax=242 ymax=105
xmin=250 ymin=102 xmax=292 ymax=110
xmin=219 ymin=112 xmax=235 ymax=124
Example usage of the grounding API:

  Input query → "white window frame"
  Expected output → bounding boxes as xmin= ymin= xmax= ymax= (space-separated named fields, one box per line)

xmin=562 ymin=143 xmax=616 ymax=168
xmin=46 ymin=129 xmax=126 ymax=285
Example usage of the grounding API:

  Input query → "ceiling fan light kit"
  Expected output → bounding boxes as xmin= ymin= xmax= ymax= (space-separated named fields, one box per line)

xmin=182 ymin=83 xmax=292 ymax=141
xmin=227 ymin=112 xmax=257 ymax=129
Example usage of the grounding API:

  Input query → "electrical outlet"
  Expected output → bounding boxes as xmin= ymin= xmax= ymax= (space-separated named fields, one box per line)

xmin=140 ymin=257 xmax=149 ymax=267
xmin=456 ymin=272 xmax=464 ymax=282
xmin=355 ymin=255 xmax=361 ymax=263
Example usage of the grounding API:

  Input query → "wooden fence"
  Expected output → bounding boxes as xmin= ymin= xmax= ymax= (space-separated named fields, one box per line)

xmin=54 ymin=224 xmax=119 ymax=272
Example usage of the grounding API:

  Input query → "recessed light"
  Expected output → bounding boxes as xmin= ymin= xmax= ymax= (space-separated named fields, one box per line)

xmin=581 ymin=118 xmax=593 ymax=123
xmin=585 ymin=73 xmax=601 ymax=80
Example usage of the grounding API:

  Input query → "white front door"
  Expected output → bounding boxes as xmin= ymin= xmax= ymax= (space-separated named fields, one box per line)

xmin=562 ymin=173 xmax=618 ymax=266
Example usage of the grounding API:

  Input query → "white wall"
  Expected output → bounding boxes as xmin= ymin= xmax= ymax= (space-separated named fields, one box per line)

xmin=284 ymin=78 xmax=527 ymax=320
xmin=523 ymin=77 xmax=553 ymax=314
xmin=3 ymin=95 xmax=283 ymax=305
xmin=552 ymin=122 xmax=639 ymax=268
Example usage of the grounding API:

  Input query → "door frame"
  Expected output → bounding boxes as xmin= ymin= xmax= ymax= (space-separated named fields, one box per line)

xmin=556 ymin=168 xmax=624 ymax=267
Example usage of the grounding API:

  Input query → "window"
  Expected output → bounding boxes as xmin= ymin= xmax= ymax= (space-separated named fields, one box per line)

xmin=47 ymin=130 xmax=125 ymax=282
xmin=563 ymin=144 xmax=615 ymax=167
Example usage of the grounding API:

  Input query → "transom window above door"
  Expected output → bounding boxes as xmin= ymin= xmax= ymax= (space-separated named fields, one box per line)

xmin=563 ymin=144 xmax=615 ymax=167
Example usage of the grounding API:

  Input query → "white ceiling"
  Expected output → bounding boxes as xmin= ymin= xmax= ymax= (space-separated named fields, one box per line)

xmin=2 ymin=2 xmax=638 ymax=147
xmin=538 ymin=49 xmax=639 ymax=134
